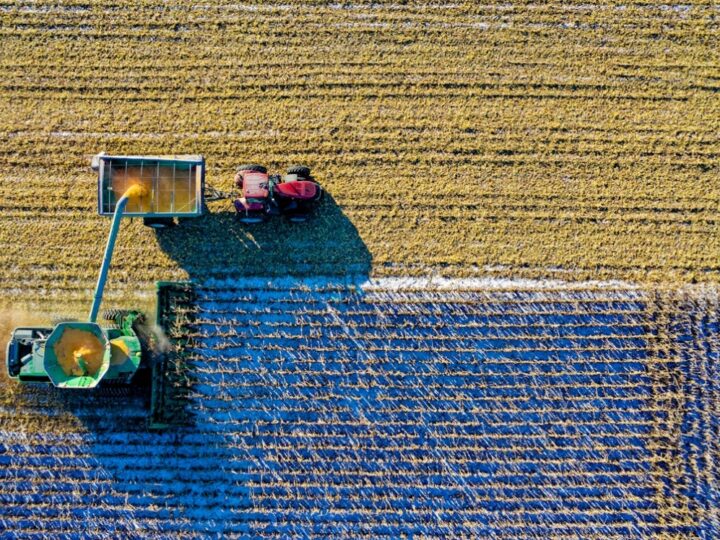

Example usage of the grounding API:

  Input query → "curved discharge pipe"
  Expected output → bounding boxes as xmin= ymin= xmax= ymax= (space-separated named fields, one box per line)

xmin=88 ymin=184 xmax=148 ymax=323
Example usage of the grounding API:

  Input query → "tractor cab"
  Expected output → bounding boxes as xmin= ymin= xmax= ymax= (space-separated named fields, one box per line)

xmin=234 ymin=164 xmax=323 ymax=223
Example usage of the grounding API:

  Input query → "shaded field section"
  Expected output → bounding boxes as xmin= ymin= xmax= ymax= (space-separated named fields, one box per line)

xmin=0 ymin=278 xmax=717 ymax=538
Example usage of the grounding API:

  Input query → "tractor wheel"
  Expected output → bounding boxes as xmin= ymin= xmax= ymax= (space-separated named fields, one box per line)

xmin=237 ymin=164 xmax=267 ymax=174
xmin=287 ymin=165 xmax=311 ymax=179
xmin=143 ymin=217 xmax=175 ymax=229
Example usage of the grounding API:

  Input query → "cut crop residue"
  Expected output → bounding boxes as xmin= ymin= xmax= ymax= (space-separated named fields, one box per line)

xmin=53 ymin=329 xmax=105 ymax=377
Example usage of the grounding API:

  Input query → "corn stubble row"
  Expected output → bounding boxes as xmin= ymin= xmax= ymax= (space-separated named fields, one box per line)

xmin=0 ymin=2 xmax=719 ymax=308
xmin=0 ymin=282 xmax=718 ymax=537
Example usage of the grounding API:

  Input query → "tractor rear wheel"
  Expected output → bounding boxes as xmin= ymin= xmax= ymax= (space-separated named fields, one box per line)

xmin=287 ymin=165 xmax=311 ymax=179
xmin=237 ymin=164 xmax=267 ymax=174
xmin=143 ymin=217 xmax=175 ymax=229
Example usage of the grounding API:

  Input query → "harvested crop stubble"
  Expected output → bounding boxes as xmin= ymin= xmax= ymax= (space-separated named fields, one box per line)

xmin=1 ymin=1 xmax=720 ymax=309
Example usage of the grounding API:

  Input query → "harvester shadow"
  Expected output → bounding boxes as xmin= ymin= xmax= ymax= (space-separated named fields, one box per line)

xmin=147 ymin=192 xmax=371 ymax=430
xmin=155 ymin=193 xmax=372 ymax=279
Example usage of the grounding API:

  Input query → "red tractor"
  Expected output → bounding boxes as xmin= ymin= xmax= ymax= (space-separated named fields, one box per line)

xmin=233 ymin=164 xmax=323 ymax=223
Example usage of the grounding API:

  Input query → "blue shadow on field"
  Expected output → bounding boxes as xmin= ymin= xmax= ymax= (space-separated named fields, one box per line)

xmin=154 ymin=192 xmax=372 ymax=280
xmin=3 ymin=285 xmax=714 ymax=536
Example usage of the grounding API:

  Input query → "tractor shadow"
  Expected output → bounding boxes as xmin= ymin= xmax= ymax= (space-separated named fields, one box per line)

xmin=155 ymin=193 xmax=372 ymax=279
xmin=147 ymin=192 xmax=371 ymax=430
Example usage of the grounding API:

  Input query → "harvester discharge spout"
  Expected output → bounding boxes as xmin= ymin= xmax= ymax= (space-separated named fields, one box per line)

xmin=89 ymin=184 xmax=149 ymax=323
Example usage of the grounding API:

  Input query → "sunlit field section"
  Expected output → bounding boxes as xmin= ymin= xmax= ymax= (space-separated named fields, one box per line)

xmin=1 ymin=2 xmax=719 ymax=309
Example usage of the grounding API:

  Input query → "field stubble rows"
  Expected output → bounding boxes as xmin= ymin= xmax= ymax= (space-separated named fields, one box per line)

xmin=0 ymin=278 xmax=718 ymax=537
xmin=1 ymin=1 xmax=720 ymax=311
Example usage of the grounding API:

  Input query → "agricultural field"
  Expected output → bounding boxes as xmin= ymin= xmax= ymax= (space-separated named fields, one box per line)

xmin=1 ymin=278 xmax=719 ymax=537
xmin=1 ymin=1 xmax=720 ymax=312
xmin=1 ymin=1 xmax=720 ymax=538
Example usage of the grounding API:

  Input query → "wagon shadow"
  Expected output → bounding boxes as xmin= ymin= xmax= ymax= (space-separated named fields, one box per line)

xmin=155 ymin=193 xmax=372 ymax=279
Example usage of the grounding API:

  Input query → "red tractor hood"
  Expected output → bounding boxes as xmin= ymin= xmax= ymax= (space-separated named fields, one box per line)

xmin=274 ymin=181 xmax=318 ymax=200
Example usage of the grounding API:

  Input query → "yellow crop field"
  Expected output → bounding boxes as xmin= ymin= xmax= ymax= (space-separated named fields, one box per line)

xmin=1 ymin=1 xmax=719 ymax=311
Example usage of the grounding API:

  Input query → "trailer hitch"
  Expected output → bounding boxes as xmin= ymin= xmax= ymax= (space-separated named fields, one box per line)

xmin=203 ymin=185 xmax=236 ymax=202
